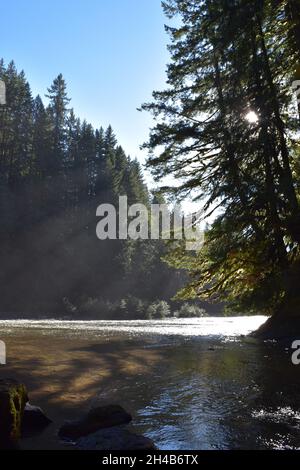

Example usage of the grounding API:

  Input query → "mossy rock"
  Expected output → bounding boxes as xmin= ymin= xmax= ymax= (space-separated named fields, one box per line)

xmin=0 ymin=379 xmax=28 ymax=444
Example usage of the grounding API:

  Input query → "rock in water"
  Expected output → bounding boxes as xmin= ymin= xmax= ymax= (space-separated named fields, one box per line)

xmin=77 ymin=427 xmax=156 ymax=450
xmin=22 ymin=403 xmax=52 ymax=435
xmin=0 ymin=379 xmax=28 ymax=445
xmin=59 ymin=404 xmax=132 ymax=440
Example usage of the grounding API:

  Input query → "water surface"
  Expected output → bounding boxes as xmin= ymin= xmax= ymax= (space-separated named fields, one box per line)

xmin=0 ymin=316 xmax=300 ymax=450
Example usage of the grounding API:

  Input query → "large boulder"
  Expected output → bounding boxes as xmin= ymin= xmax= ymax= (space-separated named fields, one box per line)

xmin=22 ymin=403 xmax=52 ymax=436
xmin=77 ymin=427 xmax=156 ymax=450
xmin=0 ymin=379 xmax=28 ymax=445
xmin=59 ymin=404 xmax=132 ymax=440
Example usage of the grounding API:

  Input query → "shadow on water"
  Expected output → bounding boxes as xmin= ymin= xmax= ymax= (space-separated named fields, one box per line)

xmin=0 ymin=318 xmax=300 ymax=449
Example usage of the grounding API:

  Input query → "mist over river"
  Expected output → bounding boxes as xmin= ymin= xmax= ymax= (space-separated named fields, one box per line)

xmin=1 ymin=316 xmax=300 ymax=450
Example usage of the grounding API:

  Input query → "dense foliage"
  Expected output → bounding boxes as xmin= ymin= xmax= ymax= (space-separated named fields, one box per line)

xmin=0 ymin=61 xmax=185 ymax=316
xmin=142 ymin=0 xmax=300 ymax=316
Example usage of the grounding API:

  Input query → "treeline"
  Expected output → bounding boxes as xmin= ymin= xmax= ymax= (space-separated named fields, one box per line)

xmin=0 ymin=60 xmax=187 ymax=316
xmin=60 ymin=297 xmax=208 ymax=320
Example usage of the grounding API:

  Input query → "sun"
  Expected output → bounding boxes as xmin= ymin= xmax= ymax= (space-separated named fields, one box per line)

xmin=245 ymin=110 xmax=259 ymax=123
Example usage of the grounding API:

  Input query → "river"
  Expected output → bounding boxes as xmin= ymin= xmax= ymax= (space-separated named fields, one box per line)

xmin=0 ymin=316 xmax=300 ymax=450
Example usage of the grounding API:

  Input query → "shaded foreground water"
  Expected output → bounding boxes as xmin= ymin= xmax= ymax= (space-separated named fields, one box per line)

xmin=0 ymin=316 xmax=300 ymax=450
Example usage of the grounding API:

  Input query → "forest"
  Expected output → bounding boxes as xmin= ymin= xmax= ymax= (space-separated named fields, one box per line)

xmin=0 ymin=61 xmax=208 ymax=319
xmin=1 ymin=0 xmax=300 ymax=334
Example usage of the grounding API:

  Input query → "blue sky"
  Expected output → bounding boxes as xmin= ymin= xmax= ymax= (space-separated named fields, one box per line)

xmin=1 ymin=0 xmax=170 ymax=162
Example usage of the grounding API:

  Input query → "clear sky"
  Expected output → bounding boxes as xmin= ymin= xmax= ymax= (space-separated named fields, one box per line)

xmin=1 ymin=0 xmax=170 ymax=162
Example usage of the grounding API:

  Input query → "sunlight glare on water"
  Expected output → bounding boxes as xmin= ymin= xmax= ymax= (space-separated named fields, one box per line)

xmin=0 ymin=316 xmax=267 ymax=337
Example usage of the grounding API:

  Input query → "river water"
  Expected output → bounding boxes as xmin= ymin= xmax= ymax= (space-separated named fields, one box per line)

xmin=1 ymin=316 xmax=300 ymax=450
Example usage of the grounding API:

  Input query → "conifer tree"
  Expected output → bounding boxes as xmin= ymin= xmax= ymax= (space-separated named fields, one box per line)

xmin=0 ymin=60 xmax=182 ymax=315
xmin=142 ymin=0 xmax=300 ymax=327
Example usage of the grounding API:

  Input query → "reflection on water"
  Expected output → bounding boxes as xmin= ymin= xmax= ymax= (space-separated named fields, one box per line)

xmin=0 ymin=316 xmax=267 ymax=336
xmin=0 ymin=316 xmax=300 ymax=450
